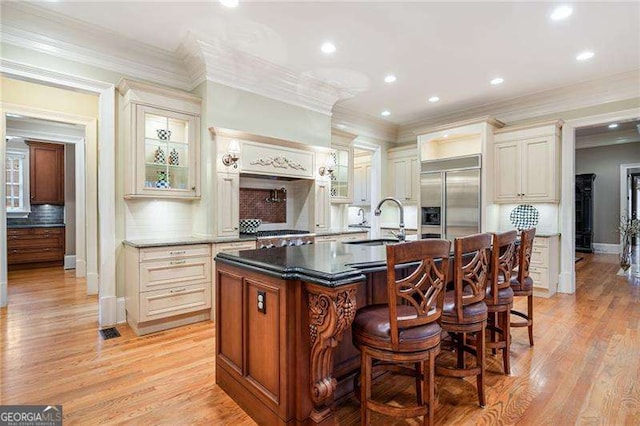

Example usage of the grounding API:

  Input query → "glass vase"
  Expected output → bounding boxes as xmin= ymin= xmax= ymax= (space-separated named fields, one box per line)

xmin=620 ymin=236 xmax=632 ymax=272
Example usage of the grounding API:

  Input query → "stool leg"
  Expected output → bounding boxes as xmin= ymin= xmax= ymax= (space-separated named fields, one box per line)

xmin=502 ymin=310 xmax=511 ymax=375
xmin=528 ymin=295 xmax=534 ymax=346
xmin=476 ymin=325 xmax=486 ymax=408
xmin=361 ymin=350 xmax=371 ymax=426
xmin=457 ymin=333 xmax=465 ymax=369
xmin=423 ymin=354 xmax=435 ymax=426
xmin=491 ymin=311 xmax=497 ymax=355
xmin=416 ymin=362 xmax=423 ymax=405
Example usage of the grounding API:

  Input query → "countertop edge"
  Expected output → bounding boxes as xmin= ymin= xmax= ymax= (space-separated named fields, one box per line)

xmin=7 ymin=224 xmax=66 ymax=229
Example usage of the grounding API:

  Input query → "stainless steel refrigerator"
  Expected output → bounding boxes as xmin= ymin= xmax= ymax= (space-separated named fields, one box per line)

xmin=419 ymin=155 xmax=481 ymax=241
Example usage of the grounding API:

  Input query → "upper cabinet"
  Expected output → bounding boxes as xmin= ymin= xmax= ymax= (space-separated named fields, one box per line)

xmin=27 ymin=141 xmax=64 ymax=205
xmin=353 ymin=151 xmax=372 ymax=206
xmin=493 ymin=121 xmax=562 ymax=204
xmin=387 ymin=146 xmax=419 ymax=204
xmin=118 ymin=79 xmax=201 ymax=199
xmin=330 ymin=130 xmax=357 ymax=204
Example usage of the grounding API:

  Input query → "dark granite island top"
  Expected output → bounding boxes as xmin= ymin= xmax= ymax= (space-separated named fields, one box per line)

xmin=214 ymin=242 xmax=392 ymax=288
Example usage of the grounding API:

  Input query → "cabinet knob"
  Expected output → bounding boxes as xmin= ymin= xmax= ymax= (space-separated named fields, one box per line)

xmin=191 ymin=186 xmax=196 ymax=191
xmin=233 ymin=227 xmax=238 ymax=230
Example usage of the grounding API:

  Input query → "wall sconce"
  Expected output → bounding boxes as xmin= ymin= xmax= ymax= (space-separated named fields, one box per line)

xmin=318 ymin=154 xmax=335 ymax=177
xmin=222 ymin=139 xmax=241 ymax=169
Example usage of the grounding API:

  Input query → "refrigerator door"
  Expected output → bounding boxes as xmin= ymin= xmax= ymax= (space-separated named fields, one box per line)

xmin=420 ymin=172 xmax=443 ymax=235
xmin=444 ymin=169 xmax=480 ymax=240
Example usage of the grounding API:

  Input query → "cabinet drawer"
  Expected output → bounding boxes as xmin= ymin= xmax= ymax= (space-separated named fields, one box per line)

xmin=530 ymin=246 xmax=548 ymax=266
xmin=139 ymin=282 xmax=211 ymax=322
xmin=533 ymin=237 xmax=548 ymax=248
xmin=315 ymin=235 xmax=339 ymax=243
xmin=7 ymin=235 xmax=63 ymax=250
xmin=140 ymin=257 xmax=211 ymax=292
xmin=215 ymin=241 xmax=256 ymax=253
xmin=340 ymin=233 xmax=368 ymax=242
xmin=529 ymin=266 xmax=548 ymax=290
xmin=8 ymin=247 xmax=64 ymax=264
xmin=140 ymin=244 xmax=211 ymax=262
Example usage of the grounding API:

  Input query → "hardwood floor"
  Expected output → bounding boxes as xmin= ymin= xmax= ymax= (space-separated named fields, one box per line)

xmin=1 ymin=255 xmax=639 ymax=425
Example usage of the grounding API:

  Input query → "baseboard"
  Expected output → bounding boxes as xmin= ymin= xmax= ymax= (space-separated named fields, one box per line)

xmin=593 ymin=243 xmax=620 ymax=254
xmin=117 ymin=297 xmax=126 ymax=324
xmin=99 ymin=295 xmax=117 ymax=327
xmin=76 ymin=258 xmax=87 ymax=277
xmin=86 ymin=272 xmax=99 ymax=295
xmin=64 ymin=255 xmax=76 ymax=270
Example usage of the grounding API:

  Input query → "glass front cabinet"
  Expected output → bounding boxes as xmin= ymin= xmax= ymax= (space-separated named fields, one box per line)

xmin=119 ymin=79 xmax=201 ymax=199
xmin=330 ymin=130 xmax=357 ymax=204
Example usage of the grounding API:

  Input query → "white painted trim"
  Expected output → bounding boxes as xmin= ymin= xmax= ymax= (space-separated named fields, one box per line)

xmin=593 ymin=243 xmax=621 ymax=254
xmin=98 ymin=295 xmax=116 ymax=327
xmin=64 ymin=255 xmax=76 ymax=269
xmin=333 ymin=105 xmax=398 ymax=142
xmin=0 ymin=115 xmax=7 ymax=307
xmin=116 ymin=297 xmax=126 ymax=324
xmin=86 ymin=273 xmax=99 ymax=295
xmin=620 ymin=163 xmax=640 ymax=233
xmin=560 ymin=107 xmax=640 ymax=295
xmin=6 ymin=126 xmax=84 ymax=144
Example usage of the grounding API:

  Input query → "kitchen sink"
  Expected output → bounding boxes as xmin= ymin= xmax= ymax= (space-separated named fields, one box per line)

xmin=342 ymin=238 xmax=400 ymax=246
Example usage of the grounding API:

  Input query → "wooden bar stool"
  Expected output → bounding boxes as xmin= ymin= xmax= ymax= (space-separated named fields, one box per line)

xmin=510 ymin=227 xmax=536 ymax=346
xmin=485 ymin=231 xmax=518 ymax=375
xmin=436 ymin=233 xmax=491 ymax=407
xmin=352 ymin=239 xmax=451 ymax=426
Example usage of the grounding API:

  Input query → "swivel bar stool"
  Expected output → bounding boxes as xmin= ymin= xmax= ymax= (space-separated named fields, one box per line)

xmin=510 ymin=227 xmax=536 ymax=346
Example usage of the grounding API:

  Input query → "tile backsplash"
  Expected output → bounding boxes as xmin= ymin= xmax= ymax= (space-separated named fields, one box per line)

xmin=239 ymin=188 xmax=286 ymax=223
xmin=7 ymin=204 xmax=64 ymax=226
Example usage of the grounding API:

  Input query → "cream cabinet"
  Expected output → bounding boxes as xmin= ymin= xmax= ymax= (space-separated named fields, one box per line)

xmin=119 ymin=79 xmax=201 ymax=199
xmin=315 ymin=231 xmax=368 ymax=243
xmin=353 ymin=161 xmax=372 ymax=206
xmin=387 ymin=147 xmax=419 ymax=204
xmin=330 ymin=130 xmax=357 ymax=204
xmin=530 ymin=235 xmax=560 ymax=298
xmin=493 ymin=121 xmax=562 ymax=204
xmin=216 ymin=173 xmax=239 ymax=238
xmin=125 ymin=243 xmax=212 ymax=335
xmin=315 ymin=180 xmax=331 ymax=232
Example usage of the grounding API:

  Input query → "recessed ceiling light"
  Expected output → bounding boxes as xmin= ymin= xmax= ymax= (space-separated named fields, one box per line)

xmin=384 ymin=74 xmax=397 ymax=83
xmin=490 ymin=77 xmax=504 ymax=85
xmin=550 ymin=6 xmax=573 ymax=21
xmin=381 ymin=110 xmax=391 ymax=117
xmin=219 ymin=0 xmax=239 ymax=8
xmin=321 ymin=42 xmax=336 ymax=54
xmin=576 ymin=51 xmax=594 ymax=61
xmin=608 ymin=123 xmax=619 ymax=129
xmin=428 ymin=96 xmax=440 ymax=103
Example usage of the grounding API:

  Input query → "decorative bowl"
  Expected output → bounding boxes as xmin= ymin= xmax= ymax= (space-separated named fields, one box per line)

xmin=239 ymin=218 xmax=262 ymax=234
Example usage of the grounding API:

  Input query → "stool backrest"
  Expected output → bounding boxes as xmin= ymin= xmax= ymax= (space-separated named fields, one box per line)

xmin=490 ymin=231 xmax=519 ymax=304
xmin=453 ymin=233 xmax=492 ymax=321
xmin=386 ymin=239 xmax=451 ymax=349
xmin=518 ymin=228 xmax=537 ymax=284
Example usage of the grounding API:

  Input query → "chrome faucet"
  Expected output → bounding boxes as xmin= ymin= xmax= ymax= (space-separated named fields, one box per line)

xmin=374 ymin=197 xmax=405 ymax=241
xmin=357 ymin=208 xmax=367 ymax=225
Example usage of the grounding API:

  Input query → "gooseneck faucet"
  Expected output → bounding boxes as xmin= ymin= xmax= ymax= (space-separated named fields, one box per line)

xmin=357 ymin=208 xmax=367 ymax=225
xmin=374 ymin=197 xmax=406 ymax=241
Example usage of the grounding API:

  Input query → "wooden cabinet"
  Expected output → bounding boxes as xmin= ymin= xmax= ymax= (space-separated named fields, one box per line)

xmin=7 ymin=227 xmax=65 ymax=268
xmin=493 ymin=121 xmax=561 ymax=203
xmin=353 ymin=160 xmax=371 ymax=206
xmin=118 ymin=79 xmax=201 ymax=199
xmin=216 ymin=173 xmax=240 ymax=237
xmin=125 ymin=243 xmax=212 ymax=335
xmin=27 ymin=142 xmax=64 ymax=205
xmin=530 ymin=235 xmax=560 ymax=298
xmin=315 ymin=180 xmax=331 ymax=232
xmin=387 ymin=147 xmax=419 ymax=204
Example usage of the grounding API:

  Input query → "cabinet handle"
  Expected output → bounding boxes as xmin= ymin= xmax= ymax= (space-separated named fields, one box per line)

xmin=233 ymin=227 xmax=238 ymax=230
xmin=169 ymin=250 xmax=186 ymax=255
xmin=191 ymin=186 xmax=196 ymax=191
xmin=170 ymin=260 xmax=186 ymax=265
xmin=170 ymin=287 xmax=187 ymax=293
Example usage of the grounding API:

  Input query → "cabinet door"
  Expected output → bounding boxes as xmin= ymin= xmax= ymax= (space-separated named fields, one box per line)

xmin=390 ymin=158 xmax=408 ymax=201
xmin=521 ymin=136 xmax=555 ymax=202
xmin=134 ymin=105 xmax=200 ymax=199
xmin=353 ymin=164 xmax=369 ymax=205
xmin=405 ymin=157 xmax=419 ymax=203
xmin=217 ymin=173 xmax=239 ymax=237
xmin=330 ymin=145 xmax=353 ymax=203
xmin=28 ymin=142 xmax=64 ymax=205
xmin=494 ymin=141 xmax=521 ymax=203
xmin=315 ymin=181 xmax=330 ymax=231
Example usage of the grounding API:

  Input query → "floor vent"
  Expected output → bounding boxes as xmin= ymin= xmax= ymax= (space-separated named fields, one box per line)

xmin=99 ymin=327 xmax=121 ymax=340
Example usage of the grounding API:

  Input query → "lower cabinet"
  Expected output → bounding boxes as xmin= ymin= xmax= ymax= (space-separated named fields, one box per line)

xmin=125 ymin=243 xmax=212 ymax=335
xmin=7 ymin=227 xmax=65 ymax=268
xmin=530 ymin=235 xmax=560 ymax=298
xmin=315 ymin=231 xmax=368 ymax=244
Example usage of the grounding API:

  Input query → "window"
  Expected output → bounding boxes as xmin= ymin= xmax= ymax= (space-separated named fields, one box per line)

xmin=5 ymin=149 xmax=30 ymax=216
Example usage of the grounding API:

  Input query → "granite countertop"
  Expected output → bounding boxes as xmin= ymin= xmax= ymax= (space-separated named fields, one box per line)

xmin=7 ymin=223 xmax=65 ymax=229
xmin=123 ymin=234 xmax=257 ymax=248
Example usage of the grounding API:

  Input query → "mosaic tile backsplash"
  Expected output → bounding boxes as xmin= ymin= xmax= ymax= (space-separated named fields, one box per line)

xmin=239 ymin=188 xmax=286 ymax=223
xmin=7 ymin=204 xmax=65 ymax=226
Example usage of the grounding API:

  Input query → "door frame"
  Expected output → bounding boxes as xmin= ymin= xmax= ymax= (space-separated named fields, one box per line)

xmin=560 ymin=107 xmax=640 ymax=294
xmin=0 ymin=60 xmax=117 ymax=326
xmin=620 ymin=164 xmax=640 ymax=243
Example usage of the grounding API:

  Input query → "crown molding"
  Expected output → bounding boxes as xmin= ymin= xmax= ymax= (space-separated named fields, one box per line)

xmin=181 ymin=32 xmax=357 ymax=116
xmin=398 ymin=70 xmax=640 ymax=142
xmin=1 ymin=2 xmax=192 ymax=90
xmin=331 ymin=104 xmax=398 ymax=142
xmin=575 ymin=129 xmax=640 ymax=150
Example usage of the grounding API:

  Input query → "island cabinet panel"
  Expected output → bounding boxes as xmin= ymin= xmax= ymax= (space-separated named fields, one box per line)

xmin=217 ymin=270 xmax=244 ymax=373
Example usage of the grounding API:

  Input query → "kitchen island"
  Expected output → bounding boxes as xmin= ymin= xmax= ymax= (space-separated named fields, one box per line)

xmin=214 ymin=242 xmax=399 ymax=425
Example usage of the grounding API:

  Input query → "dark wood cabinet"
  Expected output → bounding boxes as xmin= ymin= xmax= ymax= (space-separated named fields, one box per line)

xmin=27 ymin=141 xmax=65 ymax=205
xmin=7 ymin=227 xmax=65 ymax=268
xmin=575 ymin=173 xmax=596 ymax=253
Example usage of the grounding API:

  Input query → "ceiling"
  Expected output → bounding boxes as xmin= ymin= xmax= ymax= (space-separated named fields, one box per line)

xmin=19 ymin=1 xmax=640 ymax=125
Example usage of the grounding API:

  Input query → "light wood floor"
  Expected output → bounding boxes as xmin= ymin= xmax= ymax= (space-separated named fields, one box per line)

xmin=1 ymin=254 xmax=639 ymax=425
